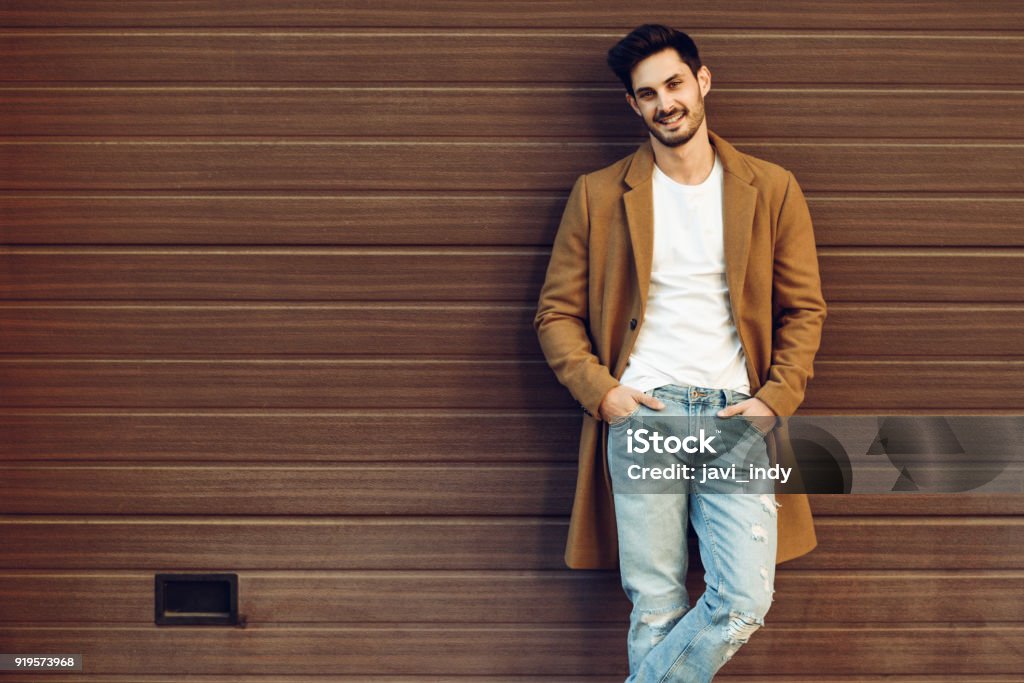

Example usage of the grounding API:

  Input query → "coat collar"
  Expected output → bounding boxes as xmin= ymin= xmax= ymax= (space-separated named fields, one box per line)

xmin=622 ymin=130 xmax=758 ymax=320
xmin=624 ymin=129 xmax=755 ymax=188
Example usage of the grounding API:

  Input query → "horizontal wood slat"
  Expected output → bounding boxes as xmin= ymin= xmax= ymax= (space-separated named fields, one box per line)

xmin=819 ymin=305 xmax=1024 ymax=357
xmin=804 ymin=361 xmax=1024 ymax=409
xmin=0 ymin=303 xmax=531 ymax=355
xmin=1 ymin=359 xmax=1023 ymax=409
xmin=3 ymin=467 xmax=1024 ymax=515
xmin=2 ymin=141 xmax=1023 ymax=192
xmin=1 ymin=33 xmax=1022 ymax=86
xmin=807 ymin=198 xmax=1024 ymax=247
xmin=475 ymin=247 xmax=960 ymax=302
xmin=0 ymin=249 xmax=552 ymax=302
xmin=3 ymin=569 xmax=1022 ymax=624
xmin=0 ymin=412 xmax=581 ymax=463
xmin=4 ymin=88 xmax=1023 ymax=139
xmin=0 ymin=359 xmax=561 ymax=408
xmin=0 ymin=624 xmax=1022 ymax=675
xmin=0 ymin=570 xmax=625 ymax=625
xmin=2 ymin=194 xmax=1020 ymax=247
xmin=0 ymin=464 xmax=579 ymax=515
xmin=1 ymin=304 xmax=1022 ymax=357
xmin=3 ymin=2 xmax=1020 ymax=30
xmin=0 ymin=517 xmax=568 ymax=571
xmin=2 ymin=250 xmax=1022 ymax=303
xmin=1 ymin=517 xmax=1022 ymax=570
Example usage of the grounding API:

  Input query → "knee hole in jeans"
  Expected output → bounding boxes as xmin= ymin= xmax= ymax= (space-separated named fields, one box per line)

xmin=640 ymin=604 xmax=689 ymax=646
xmin=722 ymin=610 xmax=765 ymax=646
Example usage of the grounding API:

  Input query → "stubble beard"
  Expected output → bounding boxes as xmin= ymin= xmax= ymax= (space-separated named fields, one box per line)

xmin=646 ymin=96 xmax=705 ymax=148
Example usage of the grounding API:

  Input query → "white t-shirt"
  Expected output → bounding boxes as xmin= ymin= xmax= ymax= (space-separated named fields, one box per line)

xmin=619 ymin=154 xmax=751 ymax=394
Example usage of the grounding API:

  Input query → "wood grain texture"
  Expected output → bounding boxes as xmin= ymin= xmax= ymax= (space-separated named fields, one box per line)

xmin=1 ymin=303 xmax=1021 ymax=357
xmin=3 ymin=249 xmax=1023 ymax=302
xmin=0 ymin=303 xmax=542 ymax=356
xmin=806 ymin=198 xmax=1024 ymax=247
xmin=0 ymin=249 xmax=551 ymax=302
xmin=2 ymin=569 xmax=1021 ymax=624
xmin=1 ymin=4 xmax=1022 ymax=680
xmin=820 ymin=252 xmax=1024 ymax=303
xmin=3 ymin=87 xmax=1021 ymax=139
xmin=2 ymin=193 xmax=1021 ymax=247
xmin=6 ymin=413 xmax=1024 ymax=490
xmin=0 ymin=359 xmax=565 ymax=408
xmin=0 ymin=624 xmax=1021 ymax=675
xmin=1 ymin=359 xmax=1023 ymax=409
xmin=1 ymin=517 xmax=1023 ymax=570
xmin=3 ymin=1 xmax=1021 ymax=29
xmin=820 ymin=305 xmax=1024 ymax=357
xmin=1 ymin=33 xmax=1022 ymax=86
xmin=804 ymin=361 xmax=1024 ymax=409
xmin=0 ymin=411 xmax=581 ymax=463
xmin=0 ymin=464 xmax=580 ymax=515
xmin=3 ymin=466 xmax=1024 ymax=516
xmin=1 ymin=141 xmax=1022 ymax=192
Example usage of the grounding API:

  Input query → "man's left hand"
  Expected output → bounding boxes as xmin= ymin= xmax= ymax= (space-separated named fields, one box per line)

xmin=717 ymin=397 xmax=777 ymax=435
xmin=717 ymin=397 xmax=775 ymax=418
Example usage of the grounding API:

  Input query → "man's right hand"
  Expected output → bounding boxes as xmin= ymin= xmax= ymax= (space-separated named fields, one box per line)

xmin=599 ymin=385 xmax=666 ymax=422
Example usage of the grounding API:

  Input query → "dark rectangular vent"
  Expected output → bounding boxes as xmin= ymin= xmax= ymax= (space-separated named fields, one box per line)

xmin=155 ymin=573 xmax=238 ymax=626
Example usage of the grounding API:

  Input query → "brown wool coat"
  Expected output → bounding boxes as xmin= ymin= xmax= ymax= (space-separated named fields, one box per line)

xmin=535 ymin=131 xmax=827 ymax=569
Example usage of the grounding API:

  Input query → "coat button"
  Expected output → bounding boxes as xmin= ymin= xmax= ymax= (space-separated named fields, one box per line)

xmin=629 ymin=318 xmax=638 ymax=330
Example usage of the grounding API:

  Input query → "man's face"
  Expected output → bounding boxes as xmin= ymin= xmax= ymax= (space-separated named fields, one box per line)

xmin=626 ymin=48 xmax=711 ymax=148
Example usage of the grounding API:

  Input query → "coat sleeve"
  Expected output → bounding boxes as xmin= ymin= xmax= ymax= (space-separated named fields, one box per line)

xmin=754 ymin=171 xmax=827 ymax=416
xmin=534 ymin=174 xmax=620 ymax=418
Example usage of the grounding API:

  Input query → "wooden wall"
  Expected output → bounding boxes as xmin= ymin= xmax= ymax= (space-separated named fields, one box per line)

xmin=1 ymin=2 xmax=1022 ymax=680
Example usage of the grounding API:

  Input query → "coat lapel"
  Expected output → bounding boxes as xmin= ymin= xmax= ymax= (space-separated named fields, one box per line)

xmin=721 ymin=166 xmax=757 ymax=319
xmin=712 ymin=131 xmax=758 ymax=324
xmin=623 ymin=143 xmax=655 ymax=314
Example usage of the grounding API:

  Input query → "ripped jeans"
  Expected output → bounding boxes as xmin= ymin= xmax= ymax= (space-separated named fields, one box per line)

xmin=607 ymin=385 xmax=779 ymax=683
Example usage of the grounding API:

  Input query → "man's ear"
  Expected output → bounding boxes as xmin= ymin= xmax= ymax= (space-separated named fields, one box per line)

xmin=625 ymin=92 xmax=641 ymax=116
xmin=698 ymin=65 xmax=712 ymax=97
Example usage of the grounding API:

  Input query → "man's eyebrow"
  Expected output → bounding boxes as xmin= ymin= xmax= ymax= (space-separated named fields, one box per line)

xmin=635 ymin=73 xmax=685 ymax=93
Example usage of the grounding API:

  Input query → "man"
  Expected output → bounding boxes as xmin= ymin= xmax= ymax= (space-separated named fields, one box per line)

xmin=534 ymin=24 xmax=826 ymax=682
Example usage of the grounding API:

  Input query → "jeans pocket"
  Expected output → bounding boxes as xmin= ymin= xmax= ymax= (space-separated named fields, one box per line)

xmin=749 ymin=416 xmax=777 ymax=437
xmin=730 ymin=392 xmax=774 ymax=437
xmin=608 ymin=403 xmax=642 ymax=428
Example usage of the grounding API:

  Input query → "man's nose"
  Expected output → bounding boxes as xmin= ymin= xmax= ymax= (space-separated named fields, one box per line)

xmin=657 ymin=93 xmax=675 ymax=115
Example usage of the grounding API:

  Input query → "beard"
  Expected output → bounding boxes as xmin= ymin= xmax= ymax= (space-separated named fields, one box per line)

xmin=644 ymin=95 xmax=705 ymax=148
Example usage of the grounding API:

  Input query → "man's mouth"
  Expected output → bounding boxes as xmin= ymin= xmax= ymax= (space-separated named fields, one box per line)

xmin=658 ymin=110 xmax=686 ymax=125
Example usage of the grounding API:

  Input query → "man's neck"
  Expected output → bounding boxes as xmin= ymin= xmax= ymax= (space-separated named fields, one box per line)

xmin=651 ymin=130 xmax=715 ymax=185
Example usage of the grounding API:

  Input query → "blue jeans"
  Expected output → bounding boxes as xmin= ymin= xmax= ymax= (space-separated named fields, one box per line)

xmin=606 ymin=385 xmax=780 ymax=683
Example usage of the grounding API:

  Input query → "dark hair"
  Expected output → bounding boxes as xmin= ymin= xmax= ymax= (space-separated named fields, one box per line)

xmin=607 ymin=24 xmax=702 ymax=96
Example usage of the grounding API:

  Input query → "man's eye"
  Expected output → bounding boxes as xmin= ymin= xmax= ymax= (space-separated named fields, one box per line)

xmin=669 ymin=81 xmax=681 ymax=88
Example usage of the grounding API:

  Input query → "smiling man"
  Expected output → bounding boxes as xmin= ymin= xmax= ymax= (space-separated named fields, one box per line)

xmin=535 ymin=24 xmax=827 ymax=682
